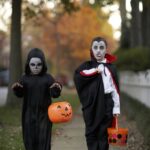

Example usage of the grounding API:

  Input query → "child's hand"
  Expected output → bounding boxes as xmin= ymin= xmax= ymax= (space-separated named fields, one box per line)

xmin=113 ymin=114 xmax=119 ymax=117
xmin=97 ymin=64 xmax=104 ymax=73
xmin=12 ymin=82 xmax=23 ymax=89
xmin=50 ymin=82 xmax=62 ymax=90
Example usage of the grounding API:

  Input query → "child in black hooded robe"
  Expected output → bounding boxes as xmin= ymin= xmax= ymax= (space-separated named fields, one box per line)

xmin=12 ymin=48 xmax=62 ymax=150
xmin=74 ymin=37 xmax=120 ymax=150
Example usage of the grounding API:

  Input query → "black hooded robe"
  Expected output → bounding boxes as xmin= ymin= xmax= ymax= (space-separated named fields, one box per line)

xmin=74 ymin=59 xmax=119 ymax=150
xmin=13 ymin=48 xmax=61 ymax=150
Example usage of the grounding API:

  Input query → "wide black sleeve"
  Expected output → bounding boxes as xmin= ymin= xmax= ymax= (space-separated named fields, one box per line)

xmin=74 ymin=62 xmax=99 ymax=88
xmin=73 ymin=62 xmax=103 ymax=108
xmin=74 ymin=61 xmax=107 ymax=132
xmin=50 ymin=83 xmax=62 ymax=98
xmin=48 ymin=74 xmax=62 ymax=98
xmin=13 ymin=76 xmax=24 ymax=98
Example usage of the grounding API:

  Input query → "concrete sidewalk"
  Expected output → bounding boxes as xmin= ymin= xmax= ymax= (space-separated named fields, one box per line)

xmin=51 ymin=107 xmax=125 ymax=150
xmin=51 ymin=107 xmax=87 ymax=150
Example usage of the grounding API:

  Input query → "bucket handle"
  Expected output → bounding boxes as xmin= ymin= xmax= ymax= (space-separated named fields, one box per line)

xmin=112 ymin=116 xmax=119 ymax=130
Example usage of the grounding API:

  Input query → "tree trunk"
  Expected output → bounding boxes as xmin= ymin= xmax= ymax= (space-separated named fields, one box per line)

xmin=7 ymin=0 xmax=22 ymax=105
xmin=130 ymin=0 xmax=142 ymax=47
xmin=142 ymin=2 xmax=150 ymax=47
xmin=119 ymin=0 xmax=130 ymax=48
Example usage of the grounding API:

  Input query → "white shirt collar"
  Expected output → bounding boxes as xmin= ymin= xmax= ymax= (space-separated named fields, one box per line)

xmin=97 ymin=58 xmax=107 ymax=63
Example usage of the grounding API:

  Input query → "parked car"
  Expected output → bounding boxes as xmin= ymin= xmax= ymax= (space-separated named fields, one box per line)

xmin=0 ymin=69 xmax=9 ymax=86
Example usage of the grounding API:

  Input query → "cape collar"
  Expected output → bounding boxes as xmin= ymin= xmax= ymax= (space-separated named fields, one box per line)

xmin=105 ymin=53 xmax=117 ymax=63
xmin=92 ymin=53 xmax=117 ymax=64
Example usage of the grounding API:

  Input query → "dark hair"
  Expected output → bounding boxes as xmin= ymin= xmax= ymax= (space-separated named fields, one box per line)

xmin=91 ymin=37 xmax=107 ymax=48
xmin=25 ymin=48 xmax=47 ymax=75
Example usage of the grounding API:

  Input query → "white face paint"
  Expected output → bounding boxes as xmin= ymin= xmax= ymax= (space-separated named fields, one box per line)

xmin=91 ymin=41 xmax=106 ymax=62
xmin=29 ymin=57 xmax=43 ymax=75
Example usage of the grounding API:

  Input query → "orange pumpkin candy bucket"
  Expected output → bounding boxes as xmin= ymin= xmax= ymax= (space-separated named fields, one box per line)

xmin=107 ymin=116 xmax=128 ymax=146
xmin=48 ymin=101 xmax=73 ymax=123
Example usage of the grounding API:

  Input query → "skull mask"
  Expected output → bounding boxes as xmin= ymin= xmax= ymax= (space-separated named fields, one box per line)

xmin=29 ymin=57 xmax=43 ymax=75
xmin=91 ymin=40 xmax=106 ymax=62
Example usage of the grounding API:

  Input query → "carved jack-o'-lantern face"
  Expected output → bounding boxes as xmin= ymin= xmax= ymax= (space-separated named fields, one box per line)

xmin=48 ymin=101 xmax=73 ymax=123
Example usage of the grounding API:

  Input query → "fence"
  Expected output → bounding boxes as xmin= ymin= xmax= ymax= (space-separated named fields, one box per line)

xmin=120 ymin=70 xmax=150 ymax=108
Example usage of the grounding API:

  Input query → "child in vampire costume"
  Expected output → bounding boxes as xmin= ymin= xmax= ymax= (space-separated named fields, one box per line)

xmin=74 ymin=37 xmax=120 ymax=150
xmin=12 ymin=48 xmax=62 ymax=150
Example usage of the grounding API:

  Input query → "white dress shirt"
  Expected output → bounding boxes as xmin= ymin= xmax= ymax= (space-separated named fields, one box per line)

xmin=80 ymin=59 xmax=120 ymax=114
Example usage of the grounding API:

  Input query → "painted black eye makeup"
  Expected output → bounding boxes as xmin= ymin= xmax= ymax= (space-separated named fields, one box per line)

xmin=30 ymin=63 xmax=42 ymax=66
xmin=100 ymin=45 xmax=104 ymax=49
xmin=30 ymin=63 xmax=36 ymax=66
xmin=37 ymin=63 xmax=42 ymax=66
xmin=93 ymin=45 xmax=98 ymax=50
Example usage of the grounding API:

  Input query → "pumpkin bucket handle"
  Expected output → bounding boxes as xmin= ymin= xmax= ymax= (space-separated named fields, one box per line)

xmin=111 ymin=116 xmax=118 ymax=130
xmin=115 ymin=116 xmax=118 ymax=130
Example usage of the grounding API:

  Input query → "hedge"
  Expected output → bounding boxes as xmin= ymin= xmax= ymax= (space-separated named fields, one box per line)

xmin=114 ymin=48 xmax=150 ymax=71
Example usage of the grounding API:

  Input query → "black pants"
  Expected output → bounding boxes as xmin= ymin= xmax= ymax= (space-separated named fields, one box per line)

xmin=85 ymin=94 xmax=114 ymax=150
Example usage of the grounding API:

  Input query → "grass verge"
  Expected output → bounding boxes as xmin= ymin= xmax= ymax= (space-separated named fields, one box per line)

xmin=121 ymin=92 xmax=150 ymax=147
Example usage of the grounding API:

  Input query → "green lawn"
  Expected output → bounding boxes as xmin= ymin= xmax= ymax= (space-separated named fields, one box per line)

xmin=0 ymin=90 xmax=80 ymax=150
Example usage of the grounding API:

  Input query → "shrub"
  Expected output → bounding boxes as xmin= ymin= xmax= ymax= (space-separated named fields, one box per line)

xmin=114 ymin=48 xmax=150 ymax=71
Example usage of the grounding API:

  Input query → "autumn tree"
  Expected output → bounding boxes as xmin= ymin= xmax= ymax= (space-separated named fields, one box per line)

xmin=0 ymin=0 xmax=122 ymax=104
xmin=35 ymin=6 xmax=116 ymax=76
